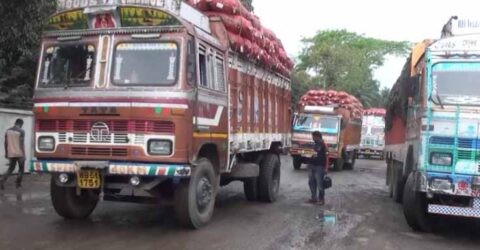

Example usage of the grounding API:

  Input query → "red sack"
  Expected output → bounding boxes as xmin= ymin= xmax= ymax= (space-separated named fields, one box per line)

xmin=327 ymin=90 xmax=337 ymax=97
xmin=186 ymin=0 xmax=210 ymax=11
xmin=251 ymin=15 xmax=262 ymax=29
xmin=250 ymin=43 xmax=262 ymax=60
xmin=206 ymin=12 xmax=241 ymax=34
xmin=238 ymin=16 xmax=254 ymax=40
xmin=227 ymin=32 xmax=245 ymax=53
xmin=208 ymin=0 xmax=240 ymax=15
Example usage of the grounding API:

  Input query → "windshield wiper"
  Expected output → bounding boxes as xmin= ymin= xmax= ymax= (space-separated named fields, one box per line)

xmin=65 ymin=64 xmax=95 ymax=89
xmin=429 ymin=93 xmax=445 ymax=109
xmin=436 ymin=93 xmax=445 ymax=109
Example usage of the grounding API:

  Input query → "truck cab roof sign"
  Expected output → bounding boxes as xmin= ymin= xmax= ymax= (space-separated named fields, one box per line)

xmin=304 ymin=106 xmax=336 ymax=113
xmin=56 ymin=0 xmax=181 ymax=13
xmin=451 ymin=18 xmax=480 ymax=36
xmin=430 ymin=34 xmax=480 ymax=52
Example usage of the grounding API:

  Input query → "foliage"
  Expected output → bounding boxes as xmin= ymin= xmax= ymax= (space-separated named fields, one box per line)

xmin=240 ymin=0 xmax=254 ymax=12
xmin=0 ymin=0 xmax=55 ymax=109
xmin=296 ymin=30 xmax=409 ymax=108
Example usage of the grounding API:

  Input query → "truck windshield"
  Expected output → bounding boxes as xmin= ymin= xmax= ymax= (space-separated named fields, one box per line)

xmin=39 ymin=44 xmax=95 ymax=87
xmin=112 ymin=42 xmax=178 ymax=86
xmin=294 ymin=114 xmax=339 ymax=134
xmin=432 ymin=62 xmax=480 ymax=105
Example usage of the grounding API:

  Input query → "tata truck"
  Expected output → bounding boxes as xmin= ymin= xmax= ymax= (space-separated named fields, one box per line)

xmin=291 ymin=90 xmax=363 ymax=171
xmin=385 ymin=17 xmax=480 ymax=232
xmin=358 ymin=108 xmax=386 ymax=160
xmin=30 ymin=0 xmax=292 ymax=229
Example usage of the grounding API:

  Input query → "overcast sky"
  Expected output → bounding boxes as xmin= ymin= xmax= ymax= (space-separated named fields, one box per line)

xmin=253 ymin=0 xmax=480 ymax=89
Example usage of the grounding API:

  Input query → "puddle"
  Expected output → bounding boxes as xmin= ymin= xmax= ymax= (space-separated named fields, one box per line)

xmin=0 ymin=191 xmax=48 ymax=204
xmin=22 ymin=207 xmax=47 ymax=216
xmin=316 ymin=210 xmax=337 ymax=225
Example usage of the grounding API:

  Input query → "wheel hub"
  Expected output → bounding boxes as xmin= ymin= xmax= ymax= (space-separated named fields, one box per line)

xmin=196 ymin=177 xmax=213 ymax=211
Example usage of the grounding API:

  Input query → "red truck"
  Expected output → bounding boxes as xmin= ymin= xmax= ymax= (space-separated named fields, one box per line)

xmin=30 ymin=0 xmax=292 ymax=229
xmin=290 ymin=90 xmax=363 ymax=171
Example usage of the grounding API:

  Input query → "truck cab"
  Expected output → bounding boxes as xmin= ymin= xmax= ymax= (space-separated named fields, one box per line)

xmin=31 ymin=0 xmax=292 ymax=229
xmin=290 ymin=103 xmax=361 ymax=171
xmin=385 ymin=17 xmax=480 ymax=232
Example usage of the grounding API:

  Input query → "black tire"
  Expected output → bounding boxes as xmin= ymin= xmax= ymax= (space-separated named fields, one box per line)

xmin=50 ymin=177 xmax=99 ymax=219
xmin=392 ymin=162 xmax=404 ymax=203
xmin=344 ymin=152 xmax=356 ymax=170
xmin=243 ymin=178 xmax=258 ymax=201
xmin=258 ymin=153 xmax=281 ymax=202
xmin=293 ymin=156 xmax=302 ymax=170
xmin=174 ymin=158 xmax=217 ymax=229
xmin=403 ymin=173 xmax=432 ymax=232
xmin=333 ymin=158 xmax=344 ymax=171
xmin=387 ymin=161 xmax=393 ymax=198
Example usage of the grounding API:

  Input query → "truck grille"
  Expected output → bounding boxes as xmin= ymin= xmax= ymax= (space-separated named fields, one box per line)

xmin=36 ymin=119 xmax=175 ymax=134
xmin=71 ymin=147 xmax=128 ymax=157
xmin=430 ymin=136 xmax=480 ymax=149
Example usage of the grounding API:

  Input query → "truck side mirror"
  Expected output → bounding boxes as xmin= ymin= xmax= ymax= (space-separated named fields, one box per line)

xmin=408 ymin=97 xmax=414 ymax=107
xmin=187 ymin=39 xmax=196 ymax=86
xmin=340 ymin=118 xmax=347 ymax=130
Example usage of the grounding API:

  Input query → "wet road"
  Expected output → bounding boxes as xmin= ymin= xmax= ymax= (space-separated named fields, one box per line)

xmin=1 ymin=157 xmax=480 ymax=250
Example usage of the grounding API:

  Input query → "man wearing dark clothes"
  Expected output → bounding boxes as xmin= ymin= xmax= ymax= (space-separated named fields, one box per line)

xmin=308 ymin=131 xmax=328 ymax=205
xmin=1 ymin=119 xmax=26 ymax=190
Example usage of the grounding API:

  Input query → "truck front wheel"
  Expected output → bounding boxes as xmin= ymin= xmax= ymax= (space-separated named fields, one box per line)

xmin=403 ymin=173 xmax=431 ymax=232
xmin=392 ymin=162 xmax=404 ymax=203
xmin=293 ymin=156 xmax=302 ymax=170
xmin=50 ymin=177 xmax=99 ymax=219
xmin=258 ymin=153 xmax=281 ymax=202
xmin=174 ymin=158 xmax=217 ymax=229
xmin=243 ymin=178 xmax=258 ymax=201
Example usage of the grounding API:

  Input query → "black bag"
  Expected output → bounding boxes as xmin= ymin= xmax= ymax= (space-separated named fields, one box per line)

xmin=323 ymin=175 xmax=332 ymax=189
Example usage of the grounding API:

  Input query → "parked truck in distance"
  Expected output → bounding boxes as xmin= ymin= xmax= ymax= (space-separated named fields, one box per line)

xmin=385 ymin=16 xmax=480 ymax=232
xmin=30 ymin=0 xmax=292 ymax=229
xmin=291 ymin=90 xmax=363 ymax=171
xmin=358 ymin=108 xmax=386 ymax=160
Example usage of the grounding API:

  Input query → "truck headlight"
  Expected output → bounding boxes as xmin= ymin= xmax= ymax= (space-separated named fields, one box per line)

xmin=430 ymin=152 xmax=452 ymax=166
xmin=430 ymin=178 xmax=453 ymax=191
xmin=148 ymin=140 xmax=172 ymax=155
xmin=38 ymin=136 xmax=55 ymax=151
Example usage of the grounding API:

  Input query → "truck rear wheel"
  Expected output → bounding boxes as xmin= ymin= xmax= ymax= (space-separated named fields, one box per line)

xmin=258 ymin=153 xmax=281 ymax=202
xmin=50 ymin=177 xmax=99 ymax=219
xmin=243 ymin=178 xmax=258 ymax=201
xmin=333 ymin=158 xmax=344 ymax=171
xmin=174 ymin=158 xmax=217 ymax=229
xmin=403 ymin=173 xmax=431 ymax=232
xmin=344 ymin=151 xmax=356 ymax=170
xmin=293 ymin=156 xmax=302 ymax=170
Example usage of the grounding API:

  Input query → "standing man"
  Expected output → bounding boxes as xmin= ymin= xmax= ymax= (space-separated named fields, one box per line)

xmin=308 ymin=131 xmax=328 ymax=205
xmin=1 ymin=119 xmax=25 ymax=190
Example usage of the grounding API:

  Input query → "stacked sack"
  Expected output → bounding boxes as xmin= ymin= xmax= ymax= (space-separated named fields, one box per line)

xmin=298 ymin=89 xmax=364 ymax=120
xmin=363 ymin=108 xmax=386 ymax=117
xmin=185 ymin=0 xmax=294 ymax=77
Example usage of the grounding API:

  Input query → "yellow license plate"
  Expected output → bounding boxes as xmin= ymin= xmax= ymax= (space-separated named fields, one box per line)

xmin=76 ymin=170 xmax=101 ymax=189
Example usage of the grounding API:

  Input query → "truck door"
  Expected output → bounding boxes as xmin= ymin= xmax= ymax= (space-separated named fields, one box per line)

xmin=194 ymin=42 xmax=228 ymax=170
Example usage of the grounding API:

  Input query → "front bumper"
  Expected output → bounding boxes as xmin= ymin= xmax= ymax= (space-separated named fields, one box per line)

xmin=428 ymin=198 xmax=480 ymax=218
xmin=30 ymin=160 xmax=191 ymax=178
xmin=358 ymin=148 xmax=384 ymax=156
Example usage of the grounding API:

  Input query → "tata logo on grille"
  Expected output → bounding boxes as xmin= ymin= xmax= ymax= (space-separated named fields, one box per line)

xmin=90 ymin=122 xmax=110 ymax=143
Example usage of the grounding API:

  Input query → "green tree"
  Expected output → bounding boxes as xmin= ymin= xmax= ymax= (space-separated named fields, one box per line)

xmin=0 ymin=0 xmax=55 ymax=108
xmin=378 ymin=87 xmax=391 ymax=108
xmin=240 ymin=0 xmax=254 ymax=12
xmin=297 ymin=30 xmax=409 ymax=108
